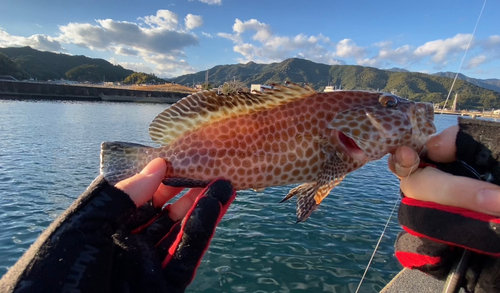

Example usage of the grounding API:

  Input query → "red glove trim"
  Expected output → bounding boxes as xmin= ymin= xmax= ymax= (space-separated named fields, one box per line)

xmin=162 ymin=179 xmax=236 ymax=269
xmin=403 ymin=226 xmax=500 ymax=257
xmin=395 ymin=251 xmax=441 ymax=268
xmin=402 ymin=197 xmax=500 ymax=223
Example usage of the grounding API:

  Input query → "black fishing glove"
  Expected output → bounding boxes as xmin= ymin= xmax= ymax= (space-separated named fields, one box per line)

xmin=111 ymin=178 xmax=236 ymax=293
xmin=394 ymin=118 xmax=500 ymax=293
xmin=0 ymin=177 xmax=235 ymax=293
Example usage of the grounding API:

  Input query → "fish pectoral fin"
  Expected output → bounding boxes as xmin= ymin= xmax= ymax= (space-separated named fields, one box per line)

xmin=279 ymin=189 xmax=299 ymax=203
xmin=291 ymin=153 xmax=347 ymax=222
xmin=293 ymin=181 xmax=337 ymax=223
xmin=291 ymin=182 xmax=321 ymax=222
xmin=314 ymin=153 xmax=346 ymax=203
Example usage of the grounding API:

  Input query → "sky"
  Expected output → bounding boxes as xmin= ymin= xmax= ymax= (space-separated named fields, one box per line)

xmin=0 ymin=0 xmax=499 ymax=80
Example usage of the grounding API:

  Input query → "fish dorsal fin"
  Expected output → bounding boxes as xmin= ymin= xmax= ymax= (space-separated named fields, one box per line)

xmin=149 ymin=82 xmax=316 ymax=145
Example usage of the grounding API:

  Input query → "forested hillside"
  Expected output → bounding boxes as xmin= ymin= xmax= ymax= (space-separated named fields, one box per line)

xmin=0 ymin=46 xmax=133 ymax=82
xmin=172 ymin=58 xmax=500 ymax=110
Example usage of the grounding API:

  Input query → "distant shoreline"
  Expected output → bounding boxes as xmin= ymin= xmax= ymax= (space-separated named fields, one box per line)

xmin=0 ymin=80 xmax=186 ymax=104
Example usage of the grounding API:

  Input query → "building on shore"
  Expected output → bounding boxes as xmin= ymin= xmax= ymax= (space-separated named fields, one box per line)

xmin=250 ymin=84 xmax=274 ymax=93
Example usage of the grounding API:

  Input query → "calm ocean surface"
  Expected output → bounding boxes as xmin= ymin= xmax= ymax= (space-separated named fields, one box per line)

xmin=0 ymin=99 xmax=460 ymax=292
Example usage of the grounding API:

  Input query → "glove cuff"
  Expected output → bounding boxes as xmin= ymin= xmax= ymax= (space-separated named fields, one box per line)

xmin=394 ymin=231 xmax=456 ymax=279
xmin=399 ymin=197 xmax=500 ymax=256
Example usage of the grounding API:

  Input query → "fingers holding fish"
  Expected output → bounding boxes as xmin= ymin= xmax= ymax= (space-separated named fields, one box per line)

xmin=152 ymin=184 xmax=184 ymax=208
xmin=166 ymin=188 xmax=205 ymax=221
xmin=399 ymin=166 xmax=500 ymax=217
xmin=388 ymin=125 xmax=459 ymax=178
xmin=115 ymin=158 xmax=167 ymax=207
xmin=388 ymin=146 xmax=420 ymax=179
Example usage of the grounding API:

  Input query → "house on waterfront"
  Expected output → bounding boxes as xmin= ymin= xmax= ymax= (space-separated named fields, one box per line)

xmin=250 ymin=84 xmax=274 ymax=93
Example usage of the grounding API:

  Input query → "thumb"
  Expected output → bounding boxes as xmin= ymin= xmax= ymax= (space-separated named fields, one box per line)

xmin=114 ymin=158 xmax=167 ymax=207
xmin=426 ymin=125 xmax=458 ymax=163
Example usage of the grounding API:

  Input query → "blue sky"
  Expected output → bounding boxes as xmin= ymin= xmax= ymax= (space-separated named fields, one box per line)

xmin=1 ymin=0 xmax=499 ymax=79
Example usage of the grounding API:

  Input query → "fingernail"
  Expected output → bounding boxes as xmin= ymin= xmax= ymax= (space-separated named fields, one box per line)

xmin=427 ymin=134 xmax=441 ymax=149
xmin=477 ymin=189 xmax=500 ymax=212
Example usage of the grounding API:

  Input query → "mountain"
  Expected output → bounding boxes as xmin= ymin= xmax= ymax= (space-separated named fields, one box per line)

xmin=0 ymin=46 xmax=133 ymax=82
xmin=433 ymin=71 xmax=500 ymax=93
xmin=0 ymin=47 xmax=498 ymax=110
xmin=171 ymin=58 xmax=500 ymax=110
xmin=385 ymin=67 xmax=410 ymax=73
xmin=0 ymin=52 xmax=28 ymax=80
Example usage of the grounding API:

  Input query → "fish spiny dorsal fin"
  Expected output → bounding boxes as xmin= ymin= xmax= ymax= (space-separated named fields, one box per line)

xmin=149 ymin=82 xmax=316 ymax=145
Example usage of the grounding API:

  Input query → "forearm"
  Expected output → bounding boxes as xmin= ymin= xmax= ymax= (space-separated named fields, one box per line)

xmin=0 ymin=176 xmax=136 ymax=293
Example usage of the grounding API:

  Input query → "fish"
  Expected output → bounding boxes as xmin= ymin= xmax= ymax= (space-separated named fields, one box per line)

xmin=100 ymin=82 xmax=436 ymax=222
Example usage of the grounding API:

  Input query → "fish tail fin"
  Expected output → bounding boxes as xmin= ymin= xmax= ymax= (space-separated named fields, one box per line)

xmin=100 ymin=142 xmax=154 ymax=185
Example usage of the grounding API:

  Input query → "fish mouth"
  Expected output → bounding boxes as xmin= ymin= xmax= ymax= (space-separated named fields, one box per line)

xmin=338 ymin=132 xmax=361 ymax=151
xmin=337 ymin=131 xmax=366 ymax=161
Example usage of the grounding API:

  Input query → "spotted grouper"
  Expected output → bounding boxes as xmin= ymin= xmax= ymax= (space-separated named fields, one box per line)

xmin=100 ymin=82 xmax=436 ymax=221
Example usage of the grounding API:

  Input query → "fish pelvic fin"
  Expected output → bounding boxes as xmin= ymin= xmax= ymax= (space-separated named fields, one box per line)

xmin=288 ymin=151 xmax=347 ymax=222
xmin=100 ymin=142 xmax=155 ymax=185
xmin=148 ymin=82 xmax=316 ymax=145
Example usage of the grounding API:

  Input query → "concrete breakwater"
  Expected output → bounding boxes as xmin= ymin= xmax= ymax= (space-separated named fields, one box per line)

xmin=0 ymin=80 xmax=187 ymax=103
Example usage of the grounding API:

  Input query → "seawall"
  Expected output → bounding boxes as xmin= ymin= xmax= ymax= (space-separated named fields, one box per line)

xmin=0 ymin=80 xmax=187 ymax=103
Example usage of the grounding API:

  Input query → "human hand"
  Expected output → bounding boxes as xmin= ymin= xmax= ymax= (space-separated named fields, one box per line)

xmin=114 ymin=158 xmax=236 ymax=293
xmin=389 ymin=121 xmax=500 ymax=292
xmin=388 ymin=125 xmax=500 ymax=216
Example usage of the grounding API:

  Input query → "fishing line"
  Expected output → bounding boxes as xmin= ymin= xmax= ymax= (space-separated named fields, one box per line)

xmin=438 ymin=0 xmax=487 ymax=114
xmin=354 ymin=156 xmax=421 ymax=293
xmin=354 ymin=194 xmax=400 ymax=293
xmin=355 ymin=1 xmax=487 ymax=291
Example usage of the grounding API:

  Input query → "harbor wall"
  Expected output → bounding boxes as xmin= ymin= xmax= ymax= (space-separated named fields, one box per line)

xmin=0 ymin=80 xmax=187 ymax=102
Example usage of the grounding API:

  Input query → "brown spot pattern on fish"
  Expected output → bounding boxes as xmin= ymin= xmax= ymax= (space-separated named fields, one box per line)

xmin=101 ymin=82 xmax=436 ymax=222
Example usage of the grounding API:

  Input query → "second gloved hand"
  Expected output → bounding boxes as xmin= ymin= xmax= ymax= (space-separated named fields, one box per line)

xmin=111 ymin=179 xmax=236 ymax=293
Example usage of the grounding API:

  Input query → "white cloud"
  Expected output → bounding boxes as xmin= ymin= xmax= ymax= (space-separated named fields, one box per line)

xmin=185 ymin=14 xmax=203 ymax=30
xmin=0 ymin=29 xmax=63 ymax=52
xmin=140 ymin=10 xmax=179 ymax=30
xmin=202 ymin=32 xmax=213 ymax=38
xmin=189 ymin=0 xmax=222 ymax=5
xmin=0 ymin=10 xmax=203 ymax=77
xmin=414 ymin=33 xmax=472 ymax=63
xmin=114 ymin=46 xmax=139 ymax=56
xmin=218 ymin=19 xmax=343 ymax=65
xmin=233 ymin=19 xmax=272 ymax=42
xmin=110 ymin=58 xmax=154 ymax=73
xmin=217 ymin=32 xmax=241 ymax=43
xmin=142 ymin=54 xmax=197 ymax=77
xmin=218 ymin=19 xmax=500 ymax=75
xmin=58 ymin=16 xmax=199 ymax=55
xmin=466 ymin=55 xmax=487 ymax=69
xmin=359 ymin=42 xmax=414 ymax=67
xmin=53 ymin=10 xmax=202 ymax=76
xmin=334 ymin=39 xmax=365 ymax=59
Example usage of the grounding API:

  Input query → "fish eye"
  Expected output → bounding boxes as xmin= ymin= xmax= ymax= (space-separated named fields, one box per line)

xmin=379 ymin=95 xmax=398 ymax=108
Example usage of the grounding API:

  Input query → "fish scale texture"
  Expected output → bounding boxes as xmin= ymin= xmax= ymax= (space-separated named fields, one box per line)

xmin=101 ymin=84 xmax=436 ymax=219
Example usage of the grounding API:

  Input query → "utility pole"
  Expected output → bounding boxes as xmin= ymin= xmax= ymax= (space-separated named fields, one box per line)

xmin=205 ymin=70 xmax=209 ymax=89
